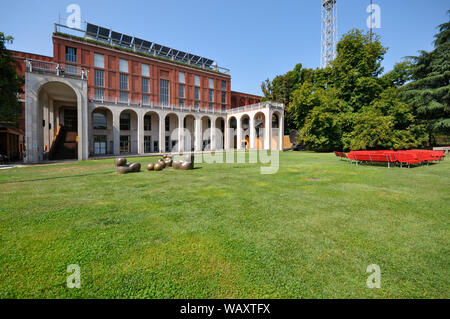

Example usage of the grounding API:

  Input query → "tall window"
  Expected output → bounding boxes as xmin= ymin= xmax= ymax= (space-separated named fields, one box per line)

xmin=160 ymin=79 xmax=169 ymax=106
xmin=65 ymin=47 xmax=77 ymax=63
xmin=179 ymin=72 xmax=185 ymax=83
xmin=94 ymin=88 xmax=104 ymax=100
xmin=141 ymin=64 xmax=149 ymax=76
xmin=195 ymin=75 xmax=200 ymax=86
xmin=120 ymin=92 xmax=128 ymax=103
xmin=120 ymin=112 xmax=130 ymax=130
xmin=194 ymin=101 xmax=200 ymax=109
xmin=94 ymin=53 xmax=104 ymax=68
xmin=142 ymin=78 xmax=150 ymax=93
xmin=179 ymin=99 xmax=185 ymax=107
xmin=194 ymin=87 xmax=200 ymax=100
xmin=209 ymin=78 xmax=214 ymax=89
xmin=120 ymin=74 xmax=128 ymax=90
xmin=142 ymin=95 xmax=150 ymax=105
xmin=93 ymin=111 xmax=107 ymax=129
xmin=209 ymin=103 xmax=213 ymax=111
xmin=119 ymin=59 xmax=128 ymax=73
xmin=221 ymin=92 xmax=226 ymax=104
xmin=221 ymin=80 xmax=226 ymax=91
xmin=179 ymin=84 xmax=185 ymax=98
xmin=165 ymin=116 xmax=170 ymax=131
xmin=94 ymin=70 xmax=104 ymax=87
xmin=120 ymin=135 xmax=130 ymax=153
xmin=144 ymin=136 xmax=152 ymax=153
xmin=144 ymin=115 xmax=152 ymax=131
xmin=209 ymin=89 xmax=214 ymax=102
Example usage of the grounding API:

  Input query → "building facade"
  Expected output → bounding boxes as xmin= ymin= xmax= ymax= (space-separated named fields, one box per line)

xmin=13 ymin=22 xmax=284 ymax=163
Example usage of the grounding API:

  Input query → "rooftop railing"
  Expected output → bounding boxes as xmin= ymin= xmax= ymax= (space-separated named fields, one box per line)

xmin=25 ymin=59 xmax=87 ymax=79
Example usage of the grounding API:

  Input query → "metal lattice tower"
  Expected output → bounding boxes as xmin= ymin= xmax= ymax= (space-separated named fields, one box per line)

xmin=321 ymin=0 xmax=337 ymax=68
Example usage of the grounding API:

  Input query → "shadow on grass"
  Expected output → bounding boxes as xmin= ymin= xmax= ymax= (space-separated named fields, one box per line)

xmin=0 ymin=170 xmax=113 ymax=184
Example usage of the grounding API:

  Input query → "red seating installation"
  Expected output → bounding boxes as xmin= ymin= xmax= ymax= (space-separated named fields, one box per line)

xmin=335 ymin=150 xmax=446 ymax=168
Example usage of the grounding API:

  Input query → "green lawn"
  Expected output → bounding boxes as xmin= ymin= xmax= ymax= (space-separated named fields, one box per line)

xmin=0 ymin=152 xmax=449 ymax=298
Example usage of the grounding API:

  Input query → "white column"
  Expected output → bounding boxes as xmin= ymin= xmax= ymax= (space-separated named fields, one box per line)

xmin=236 ymin=116 xmax=243 ymax=150
xmin=249 ymin=115 xmax=256 ymax=150
xmin=279 ymin=113 xmax=284 ymax=150
xmin=137 ymin=110 xmax=144 ymax=154
xmin=159 ymin=112 xmax=165 ymax=153
xmin=77 ymin=83 xmax=89 ymax=161
xmin=264 ymin=110 xmax=271 ymax=150
xmin=194 ymin=116 xmax=202 ymax=151
xmin=178 ymin=115 xmax=184 ymax=153
xmin=211 ymin=118 xmax=216 ymax=151
xmin=224 ymin=118 xmax=230 ymax=150
xmin=113 ymin=110 xmax=120 ymax=155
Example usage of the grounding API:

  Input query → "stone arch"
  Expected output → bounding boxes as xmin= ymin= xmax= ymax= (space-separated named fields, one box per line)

xmin=201 ymin=115 xmax=212 ymax=151
xmin=26 ymin=75 xmax=88 ymax=163
xmin=253 ymin=111 xmax=266 ymax=150
xmin=91 ymin=106 xmax=114 ymax=155
xmin=119 ymin=109 xmax=138 ymax=154
xmin=215 ymin=116 xmax=225 ymax=150
xmin=164 ymin=112 xmax=179 ymax=152
xmin=143 ymin=110 xmax=160 ymax=153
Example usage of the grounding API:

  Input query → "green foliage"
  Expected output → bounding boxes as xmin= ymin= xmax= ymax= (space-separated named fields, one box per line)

xmin=0 ymin=32 xmax=24 ymax=126
xmin=262 ymin=27 xmax=428 ymax=151
xmin=401 ymin=12 xmax=450 ymax=145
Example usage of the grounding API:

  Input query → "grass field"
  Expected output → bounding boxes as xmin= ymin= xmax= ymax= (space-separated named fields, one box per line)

xmin=0 ymin=151 xmax=449 ymax=298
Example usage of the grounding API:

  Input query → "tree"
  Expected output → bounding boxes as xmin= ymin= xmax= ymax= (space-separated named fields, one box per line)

xmin=0 ymin=33 xmax=24 ymax=126
xmin=401 ymin=12 xmax=450 ymax=145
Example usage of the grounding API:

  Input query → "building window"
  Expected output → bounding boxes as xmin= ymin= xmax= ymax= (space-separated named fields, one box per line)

xmin=142 ymin=78 xmax=150 ymax=93
xmin=120 ymin=74 xmax=128 ymax=90
xmin=94 ymin=53 xmax=104 ymax=68
xmin=94 ymin=88 xmax=104 ymax=100
xmin=120 ymin=112 xmax=130 ymax=130
xmin=209 ymin=103 xmax=213 ymax=111
xmin=179 ymin=99 xmax=185 ymax=107
xmin=93 ymin=111 xmax=107 ymax=129
xmin=153 ymin=141 xmax=159 ymax=153
xmin=179 ymin=72 xmax=185 ymax=83
xmin=165 ymin=116 xmax=170 ymax=132
xmin=142 ymin=95 xmax=150 ymax=105
xmin=209 ymin=89 xmax=214 ymax=102
xmin=194 ymin=101 xmax=200 ymax=109
xmin=65 ymin=47 xmax=77 ymax=63
xmin=209 ymin=78 xmax=214 ymax=89
xmin=120 ymin=92 xmax=129 ymax=103
xmin=194 ymin=87 xmax=200 ymax=100
xmin=94 ymin=135 xmax=107 ymax=155
xmin=221 ymin=91 xmax=226 ymax=104
xmin=144 ymin=136 xmax=152 ymax=153
xmin=221 ymin=80 xmax=226 ymax=91
xmin=160 ymin=79 xmax=169 ymax=106
xmin=221 ymin=105 xmax=226 ymax=112
xmin=179 ymin=84 xmax=185 ymax=98
xmin=94 ymin=69 xmax=104 ymax=87
xmin=144 ymin=114 xmax=152 ymax=131
xmin=119 ymin=59 xmax=128 ymax=73
xmin=141 ymin=63 xmax=149 ymax=77
xmin=194 ymin=75 xmax=200 ymax=86
xmin=120 ymin=135 xmax=130 ymax=153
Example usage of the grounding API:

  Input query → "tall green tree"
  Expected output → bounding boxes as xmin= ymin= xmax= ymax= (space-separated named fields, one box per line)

xmin=401 ymin=12 xmax=450 ymax=145
xmin=0 ymin=33 xmax=24 ymax=126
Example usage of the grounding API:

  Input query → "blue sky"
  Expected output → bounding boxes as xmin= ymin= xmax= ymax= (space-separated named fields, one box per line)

xmin=1 ymin=0 xmax=448 ymax=95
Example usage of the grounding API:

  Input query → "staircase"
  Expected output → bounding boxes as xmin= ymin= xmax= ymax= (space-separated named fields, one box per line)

xmin=49 ymin=126 xmax=78 ymax=160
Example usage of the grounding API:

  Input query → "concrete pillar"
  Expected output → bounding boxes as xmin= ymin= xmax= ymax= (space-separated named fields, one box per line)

xmin=77 ymin=81 xmax=89 ymax=161
xmin=137 ymin=110 xmax=144 ymax=154
xmin=279 ymin=112 xmax=284 ymax=151
xmin=249 ymin=115 xmax=256 ymax=150
xmin=236 ymin=116 xmax=243 ymax=150
xmin=178 ymin=115 xmax=184 ymax=153
xmin=113 ymin=110 xmax=120 ymax=155
xmin=159 ymin=113 xmax=165 ymax=153
xmin=224 ymin=118 xmax=230 ymax=150
xmin=264 ymin=110 xmax=271 ymax=150
xmin=211 ymin=117 xmax=216 ymax=151
xmin=194 ymin=116 xmax=202 ymax=151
